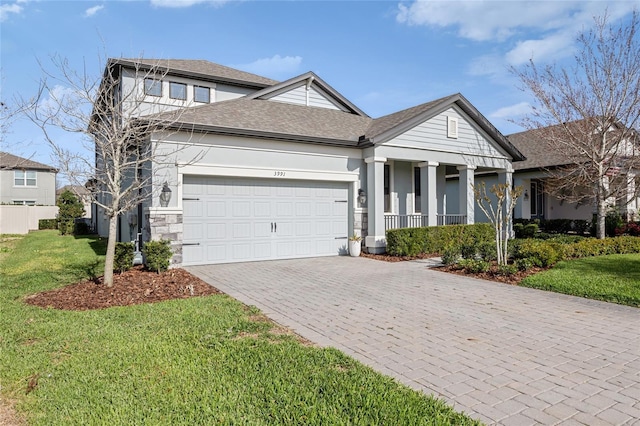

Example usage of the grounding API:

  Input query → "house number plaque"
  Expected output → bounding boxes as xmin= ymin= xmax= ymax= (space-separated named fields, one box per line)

xmin=273 ymin=171 xmax=286 ymax=177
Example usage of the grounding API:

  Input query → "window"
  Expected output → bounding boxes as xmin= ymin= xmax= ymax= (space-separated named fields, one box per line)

xmin=414 ymin=167 xmax=421 ymax=213
xmin=14 ymin=170 xmax=36 ymax=187
xmin=194 ymin=86 xmax=210 ymax=103
xmin=13 ymin=200 xmax=35 ymax=205
xmin=144 ymin=78 xmax=162 ymax=97
xmin=170 ymin=82 xmax=187 ymax=100
xmin=530 ymin=180 xmax=545 ymax=219
xmin=384 ymin=164 xmax=391 ymax=213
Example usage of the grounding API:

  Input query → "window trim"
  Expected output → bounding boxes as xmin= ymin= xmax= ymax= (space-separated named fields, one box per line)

xmin=144 ymin=78 xmax=162 ymax=97
xmin=169 ymin=82 xmax=187 ymax=100
xmin=14 ymin=170 xmax=37 ymax=187
xmin=193 ymin=85 xmax=210 ymax=103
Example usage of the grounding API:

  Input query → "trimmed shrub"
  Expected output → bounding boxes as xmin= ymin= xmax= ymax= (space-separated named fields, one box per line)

xmin=497 ymin=264 xmax=518 ymax=276
xmin=458 ymin=258 xmax=490 ymax=273
xmin=39 ymin=219 xmax=57 ymax=230
xmin=542 ymin=219 xmax=572 ymax=234
xmin=515 ymin=258 xmax=535 ymax=271
xmin=460 ymin=242 xmax=477 ymax=259
xmin=58 ymin=220 xmax=75 ymax=236
xmin=478 ymin=241 xmax=497 ymax=261
xmin=572 ymin=220 xmax=589 ymax=235
xmin=523 ymin=223 xmax=539 ymax=238
xmin=513 ymin=223 xmax=525 ymax=238
xmin=114 ymin=242 xmax=135 ymax=273
xmin=441 ymin=245 xmax=460 ymax=265
xmin=513 ymin=240 xmax=560 ymax=267
xmin=386 ymin=223 xmax=493 ymax=257
xmin=143 ymin=240 xmax=172 ymax=273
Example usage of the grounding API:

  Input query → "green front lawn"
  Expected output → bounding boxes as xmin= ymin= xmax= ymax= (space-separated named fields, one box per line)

xmin=520 ymin=253 xmax=640 ymax=307
xmin=0 ymin=231 xmax=478 ymax=425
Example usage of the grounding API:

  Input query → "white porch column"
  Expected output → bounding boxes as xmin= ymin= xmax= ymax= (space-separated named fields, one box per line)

xmin=458 ymin=165 xmax=476 ymax=224
xmin=437 ymin=165 xmax=447 ymax=217
xmin=365 ymin=156 xmax=387 ymax=254
xmin=498 ymin=167 xmax=514 ymax=237
xmin=419 ymin=161 xmax=439 ymax=226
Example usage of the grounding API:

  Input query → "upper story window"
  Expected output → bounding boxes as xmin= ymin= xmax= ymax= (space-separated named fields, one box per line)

xmin=194 ymin=86 xmax=210 ymax=103
xmin=144 ymin=79 xmax=162 ymax=97
xmin=170 ymin=82 xmax=187 ymax=100
xmin=14 ymin=170 xmax=36 ymax=187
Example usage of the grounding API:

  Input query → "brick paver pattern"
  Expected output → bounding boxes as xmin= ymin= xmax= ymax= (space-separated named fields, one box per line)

xmin=188 ymin=257 xmax=640 ymax=425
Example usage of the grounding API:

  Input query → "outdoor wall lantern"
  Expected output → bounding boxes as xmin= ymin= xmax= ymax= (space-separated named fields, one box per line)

xmin=358 ymin=189 xmax=367 ymax=206
xmin=159 ymin=182 xmax=172 ymax=207
xmin=523 ymin=190 xmax=529 ymax=201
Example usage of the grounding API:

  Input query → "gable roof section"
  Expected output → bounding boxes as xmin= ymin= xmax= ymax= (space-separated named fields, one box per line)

xmin=507 ymin=128 xmax=573 ymax=171
xmin=364 ymin=93 xmax=525 ymax=161
xmin=153 ymin=98 xmax=372 ymax=146
xmin=111 ymin=58 xmax=278 ymax=88
xmin=0 ymin=152 xmax=58 ymax=172
xmin=246 ymin=72 xmax=369 ymax=117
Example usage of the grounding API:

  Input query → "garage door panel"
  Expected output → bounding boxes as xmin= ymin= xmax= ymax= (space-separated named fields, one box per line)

xmin=254 ymin=201 xmax=271 ymax=217
xmin=206 ymin=223 xmax=226 ymax=239
xmin=183 ymin=176 xmax=348 ymax=265
xmin=207 ymin=201 xmax=226 ymax=217
xmin=232 ymin=222 xmax=252 ymax=238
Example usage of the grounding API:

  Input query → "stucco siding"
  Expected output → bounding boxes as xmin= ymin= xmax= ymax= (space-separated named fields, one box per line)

xmin=386 ymin=107 xmax=508 ymax=160
xmin=0 ymin=169 xmax=57 ymax=205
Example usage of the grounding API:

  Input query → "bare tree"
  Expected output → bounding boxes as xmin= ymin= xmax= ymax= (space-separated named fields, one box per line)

xmin=20 ymin=55 xmax=200 ymax=286
xmin=474 ymin=182 xmax=523 ymax=265
xmin=512 ymin=10 xmax=640 ymax=239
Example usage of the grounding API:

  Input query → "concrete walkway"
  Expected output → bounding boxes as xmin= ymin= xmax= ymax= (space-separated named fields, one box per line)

xmin=188 ymin=257 xmax=640 ymax=425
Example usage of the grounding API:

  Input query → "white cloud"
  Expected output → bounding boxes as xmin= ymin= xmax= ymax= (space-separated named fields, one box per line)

xmin=490 ymin=102 xmax=532 ymax=119
xmin=150 ymin=0 xmax=231 ymax=8
xmin=397 ymin=1 xmax=639 ymax=68
xmin=84 ymin=5 xmax=104 ymax=18
xmin=0 ymin=2 xmax=23 ymax=22
xmin=38 ymin=85 xmax=84 ymax=114
xmin=235 ymin=55 xmax=303 ymax=79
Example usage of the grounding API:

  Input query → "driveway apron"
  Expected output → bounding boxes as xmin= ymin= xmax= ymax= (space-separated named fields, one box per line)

xmin=188 ymin=257 xmax=640 ymax=425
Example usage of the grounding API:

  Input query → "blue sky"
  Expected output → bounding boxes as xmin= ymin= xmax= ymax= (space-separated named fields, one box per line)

xmin=1 ymin=0 xmax=638 ymax=171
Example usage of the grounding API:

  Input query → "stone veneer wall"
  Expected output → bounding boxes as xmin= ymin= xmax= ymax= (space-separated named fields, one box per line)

xmin=354 ymin=210 xmax=368 ymax=248
xmin=147 ymin=212 xmax=183 ymax=267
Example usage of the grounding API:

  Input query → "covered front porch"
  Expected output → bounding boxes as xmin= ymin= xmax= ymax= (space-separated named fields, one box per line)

xmin=363 ymin=156 xmax=514 ymax=254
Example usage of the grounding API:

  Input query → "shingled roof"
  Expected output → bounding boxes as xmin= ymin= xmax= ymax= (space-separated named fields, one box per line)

xmin=507 ymin=129 xmax=572 ymax=171
xmin=112 ymin=58 xmax=278 ymax=88
xmin=0 ymin=152 xmax=58 ymax=172
xmin=154 ymin=98 xmax=372 ymax=146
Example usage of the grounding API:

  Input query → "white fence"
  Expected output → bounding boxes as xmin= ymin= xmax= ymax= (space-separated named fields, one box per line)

xmin=0 ymin=205 xmax=59 ymax=235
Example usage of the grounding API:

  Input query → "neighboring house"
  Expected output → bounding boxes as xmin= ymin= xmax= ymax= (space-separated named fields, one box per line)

xmin=56 ymin=185 xmax=92 ymax=219
xmin=94 ymin=58 xmax=524 ymax=266
xmin=507 ymin=124 xmax=639 ymax=222
xmin=0 ymin=151 xmax=58 ymax=205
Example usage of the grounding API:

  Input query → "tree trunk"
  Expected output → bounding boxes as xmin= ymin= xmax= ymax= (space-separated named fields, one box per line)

xmin=104 ymin=214 xmax=118 ymax=286
xmin=596 ymin=196 xmax=607 ymax=239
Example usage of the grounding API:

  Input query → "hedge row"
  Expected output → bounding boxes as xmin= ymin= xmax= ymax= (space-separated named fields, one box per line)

xmin=510 ymin=236 xmax=640 ymax=268
xmin=386 ymin=223 xmax=494 ymax=256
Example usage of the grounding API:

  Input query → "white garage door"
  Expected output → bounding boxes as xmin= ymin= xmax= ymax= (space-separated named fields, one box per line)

xmin=182 ymin=176 xmax=349 ymax=265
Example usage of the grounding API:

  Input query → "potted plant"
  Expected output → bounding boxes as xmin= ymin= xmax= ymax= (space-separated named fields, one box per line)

xmin=348 ymin=233 xmax=362 ymax=257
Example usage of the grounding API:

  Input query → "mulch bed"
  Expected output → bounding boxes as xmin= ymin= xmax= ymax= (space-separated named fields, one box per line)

xmin=432 ymin=264 xmax=547 ymax=285
xmin=361 ymin=252 xmax=547 ymax=285
xmin=361 ymin=252 xmax=439 ymax=262
xmin=25 ymin=266 xmax=221 ymax=311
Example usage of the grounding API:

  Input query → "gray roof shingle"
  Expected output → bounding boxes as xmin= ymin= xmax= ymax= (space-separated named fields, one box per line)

xmin=112 ymin=58 xmax=278 ymax=87
xmin=154 ymin=98 xmax=372 ymax=145
xmin=0 ymin=152 xmax=58 ymax=171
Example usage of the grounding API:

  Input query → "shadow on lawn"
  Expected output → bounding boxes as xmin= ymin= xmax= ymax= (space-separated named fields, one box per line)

xmin=73 ymin=234 xmax=107 ymax=256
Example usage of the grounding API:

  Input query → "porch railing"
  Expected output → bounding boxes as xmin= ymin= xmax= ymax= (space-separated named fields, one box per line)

xmin=437 ymin=214 xmax=467 ymax=226
xmin=385 ymin=214 xmax=468 ymax=230
xmin=385 ymin=214 xmax=428 ymax=230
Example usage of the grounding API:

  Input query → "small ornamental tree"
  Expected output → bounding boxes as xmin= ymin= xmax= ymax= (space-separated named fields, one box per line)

xmin=56 ymin=189 xmax=85 ymax=235
xmin=474 ymin=182 xmax=523 ymax=265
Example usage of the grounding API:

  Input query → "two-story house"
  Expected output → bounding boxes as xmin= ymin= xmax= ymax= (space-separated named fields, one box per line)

xmin=94 ymin=58 xmax=525 ymax=267
xmin=0 ymin=151 xmax=57 ymax=205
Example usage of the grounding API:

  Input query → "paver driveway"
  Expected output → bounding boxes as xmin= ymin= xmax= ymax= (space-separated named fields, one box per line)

xmin=188 ymin=256 xmax=640 ymax=425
